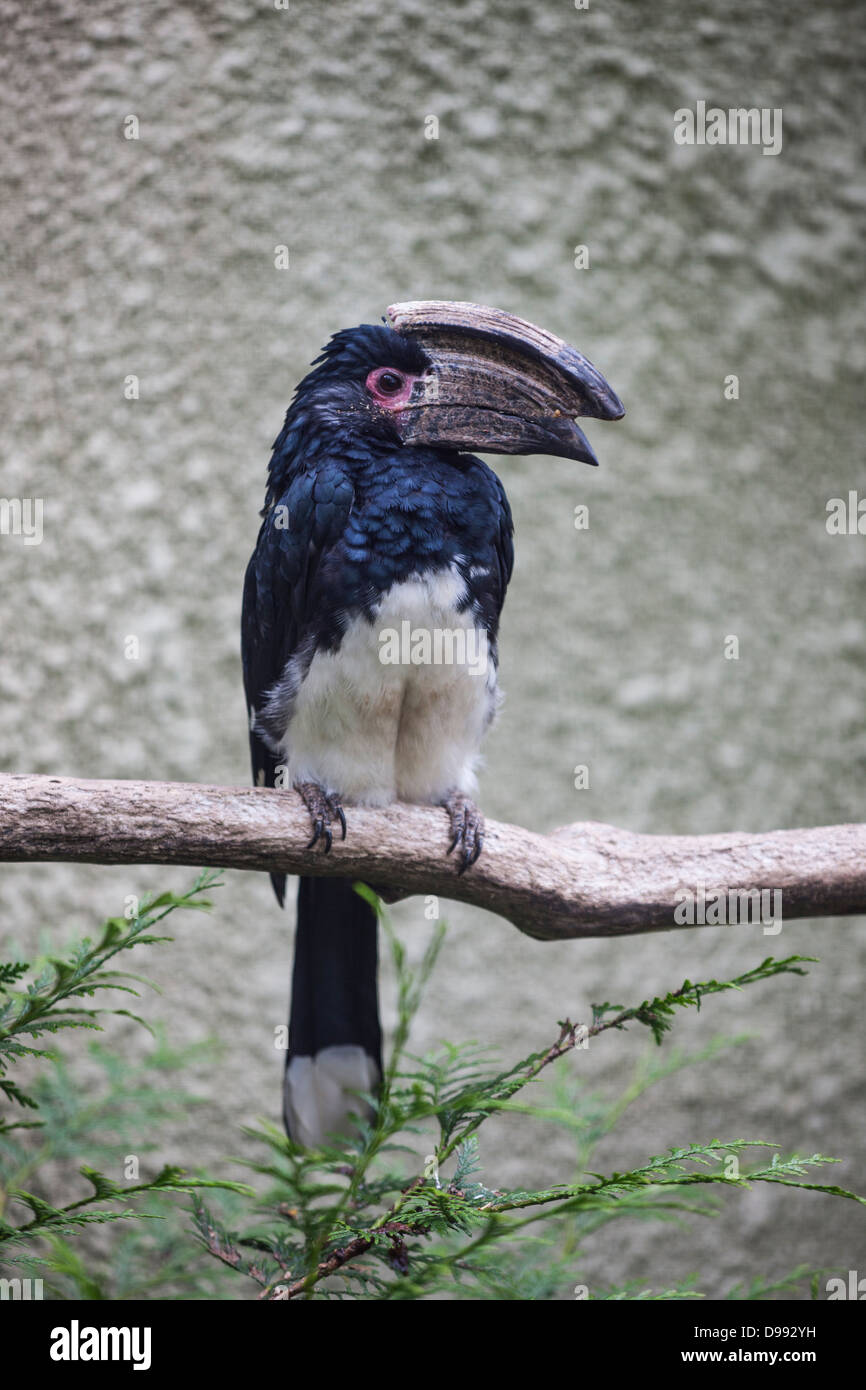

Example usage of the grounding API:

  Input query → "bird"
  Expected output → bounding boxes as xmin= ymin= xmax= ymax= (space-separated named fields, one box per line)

xmin=241 ymin=300 xmax=624 ymax=1147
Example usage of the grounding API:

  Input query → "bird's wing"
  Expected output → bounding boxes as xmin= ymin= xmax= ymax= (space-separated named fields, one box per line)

xmin=492 ymin=470 xmax=515 ymax=601
xmin=459 ymin=463 xmax=514 ymax=644
xmin=241 ymin=464 xmax=355 ymax=793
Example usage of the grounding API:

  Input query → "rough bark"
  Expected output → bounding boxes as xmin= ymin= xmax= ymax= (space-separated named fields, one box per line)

xmin=0 ymin=773 xmax=863 ymax=941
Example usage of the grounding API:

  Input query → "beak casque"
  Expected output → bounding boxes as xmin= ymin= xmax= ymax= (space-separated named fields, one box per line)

xmin=386 ymin=300 xmax=624 ymax=465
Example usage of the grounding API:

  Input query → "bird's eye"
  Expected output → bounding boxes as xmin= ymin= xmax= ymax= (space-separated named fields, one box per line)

xmin=376 ymin=370 xmax=404 ymax=394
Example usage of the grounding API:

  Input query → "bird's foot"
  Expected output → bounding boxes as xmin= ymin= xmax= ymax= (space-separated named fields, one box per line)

xmin=441 ymin=790 xmax=484 ymax=874
xmin=294 ymin=781 xmax=347 ymax=853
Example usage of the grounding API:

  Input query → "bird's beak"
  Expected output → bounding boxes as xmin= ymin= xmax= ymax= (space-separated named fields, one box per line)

xmin=386 ymin=300 xmax=624 ymax=465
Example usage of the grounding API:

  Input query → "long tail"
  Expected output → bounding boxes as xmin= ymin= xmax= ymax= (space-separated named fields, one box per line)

xmin=283 ymin=877 xmax=382 ymax=1147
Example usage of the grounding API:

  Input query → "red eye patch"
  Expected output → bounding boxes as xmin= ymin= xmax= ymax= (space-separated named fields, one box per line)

xmin=365 ymin=368 xmax=418 ymax=409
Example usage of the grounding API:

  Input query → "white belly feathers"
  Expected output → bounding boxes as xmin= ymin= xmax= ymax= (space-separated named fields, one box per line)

xmin=283 ymin=565 xmax=499 ymax=805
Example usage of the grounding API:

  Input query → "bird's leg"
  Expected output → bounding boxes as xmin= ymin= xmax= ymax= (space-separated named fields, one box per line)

xmin=294 ymin=780 xmax=347 ymax=853
xmin=441 ymin=789 xmax=485 ymax=873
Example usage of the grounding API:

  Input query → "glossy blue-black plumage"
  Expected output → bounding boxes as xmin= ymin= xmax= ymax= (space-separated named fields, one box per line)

xmin=242 ymin=322 xmax=515 ymax=1142
xmin=241 ymin=324 xmax=514 ymax=829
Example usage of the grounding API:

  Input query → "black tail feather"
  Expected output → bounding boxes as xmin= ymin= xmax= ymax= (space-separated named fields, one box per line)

xmin=271 ymin=871 xmax=287 ymax=907
xmin=283 ymin=877 xmax=382 ymax=1143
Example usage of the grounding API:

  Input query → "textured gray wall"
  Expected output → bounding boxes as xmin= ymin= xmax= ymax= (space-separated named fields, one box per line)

xmin=1 ymin=0 xmax=864 ymax=1298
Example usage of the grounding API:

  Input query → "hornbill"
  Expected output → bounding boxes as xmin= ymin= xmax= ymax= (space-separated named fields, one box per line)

xmin=242 ymin=300 xmax=624 ymax=1146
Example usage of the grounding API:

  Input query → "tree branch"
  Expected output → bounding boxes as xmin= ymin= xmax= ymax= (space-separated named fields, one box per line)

xmin=0 ymin=773 xmax=863 ymax=941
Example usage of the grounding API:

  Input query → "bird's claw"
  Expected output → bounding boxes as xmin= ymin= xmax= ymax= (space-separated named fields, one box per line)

xmin=294 ymin=781 xmax=347 ymax=854
xmin=309 ymin=819 xmax=332 ymax=853
xmin=442 ymin=791 xmax=485 ymax=874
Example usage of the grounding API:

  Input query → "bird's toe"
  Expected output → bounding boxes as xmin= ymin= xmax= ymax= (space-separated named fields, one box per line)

xmin=295 ymin=781 xmax=347 ymax=853
xmin=442 ymin=790 xmax=485 ymax=873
